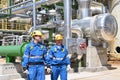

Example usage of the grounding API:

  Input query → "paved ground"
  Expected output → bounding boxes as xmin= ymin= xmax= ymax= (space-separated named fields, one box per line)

xmin=68 ymin=67 xmax=120 ymax=80
xmin=45 ymin=66 xmax=120 ymax=80
xmin=16 ymin=66 xmax=120 ymax=80
xmin=1 ymin=58 xmax=120 ymax=80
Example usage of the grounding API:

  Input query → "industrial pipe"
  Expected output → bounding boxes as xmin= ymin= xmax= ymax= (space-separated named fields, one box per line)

xmin=0 ymin=0 xmax=32 ymax=12
xmin=64 ymin=0 xmax=72 ymax=38
xmin=0 ymin=42 xmax=28 ymax=57
xmin=110 ymin=0 xmax=120 ymax=54
xmin=12 ymin=0 xmax=62 ymax=14
xmin=111 ymin=0 xmax=120 ymax=11
xmin=91 ymin=1 xmax=106 ymax=15
xmin=63 ymin=0 xmax=72 ymax=48
xmin=33 ymin=0 xmax=36 ymax=30
xmin=72 ymin=13 xmax=118 ymax=41
xmin=78 ymin=0 xmax=91 ymax=19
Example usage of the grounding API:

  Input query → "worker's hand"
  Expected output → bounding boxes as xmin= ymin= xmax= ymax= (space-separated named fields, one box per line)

xmin=47 ymin=67 xmax=52 ymax=73
xmin=46 ymin=65 xmax=52 ymax=74
xmin=23 ymin=67 xmax=27 ymax=71
xmin=23 ymin=70 xmax=29 ymax=74
xmin=67 ymin=65 xmax=71 ymax=71
xmin=23 ymin=67 xmax=29 ymax=74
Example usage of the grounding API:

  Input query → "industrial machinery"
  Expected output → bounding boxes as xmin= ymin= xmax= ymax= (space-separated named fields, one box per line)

xmin=0 ymin=0 xmax=119 ymax=79
xmin=109 ymin=0 xmax=120 ymax=60
xmin=62 ymin=0 xmax=118 ymax=71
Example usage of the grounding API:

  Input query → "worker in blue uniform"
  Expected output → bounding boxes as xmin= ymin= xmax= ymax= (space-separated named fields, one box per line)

xmin=22 ymin=30 xmax=47 ymax=80
xmin=46 ymin=34 xmax=71 ymax=80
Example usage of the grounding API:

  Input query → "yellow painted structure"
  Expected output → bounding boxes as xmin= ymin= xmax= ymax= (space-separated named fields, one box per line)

xmin=0 ymin=19 xmax=31 ymax=32
xmin=0 ymin=0 xmax=31 ymax=32
xmin=0 ymin=0 xmax=8 ymax=8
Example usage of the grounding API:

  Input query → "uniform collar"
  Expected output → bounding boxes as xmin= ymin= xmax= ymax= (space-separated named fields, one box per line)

xmin=55 ymin=44 xmax=64 ymax=50
xmin=31 ymin=41 xmax=42 ymax=46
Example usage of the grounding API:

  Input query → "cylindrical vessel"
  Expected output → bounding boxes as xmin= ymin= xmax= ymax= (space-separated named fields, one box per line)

xmin=72 ymin=13 xmax=118 ymax=41
xmin=0 ymin=42 xmax=28 ymax=57
xmin=110 ymin=0 xmax=120 ymax=54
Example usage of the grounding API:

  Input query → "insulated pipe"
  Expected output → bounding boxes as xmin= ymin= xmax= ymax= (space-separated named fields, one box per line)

xmin=0 ymin=42 xmax=28 ymax=57
xmin=64 ymin=0 xmax=72 ymax=47
xmin=72 ymin=13 xmax=118 ymax=41
xmin=12 ymin=0 xmax=62 ymax=14
xmin=91 ymin=1 xmax=106 ymax=14
xmin=33 ymin=0 xmax=36 ymax=30
xmin=78 ymin=0 xmax=91 ymax=19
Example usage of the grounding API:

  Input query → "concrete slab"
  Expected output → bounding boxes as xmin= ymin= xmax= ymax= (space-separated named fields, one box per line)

xmin=45 ymin=66 xmax=120 ymax=80
xmin=11 ymin=67 xmax=120 ymax=80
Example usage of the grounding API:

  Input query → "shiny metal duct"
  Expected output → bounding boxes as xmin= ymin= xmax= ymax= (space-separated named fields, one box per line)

xmin=110 ymin=0 xmax=120 ymax=54
xmin=64 ymin=0 xmax=71 ymax=38
xmin=91 ymin=1 xmax=106 ymax=14
xmin=72 ymin=13 xmax=118 ymax=41
xmin=111 ymin=0 xmax=120 ymax=11
xmin=78 ymin=0 xmax=91 ymax=19
xmin=63 ymin=0 xmax=72 ymax=48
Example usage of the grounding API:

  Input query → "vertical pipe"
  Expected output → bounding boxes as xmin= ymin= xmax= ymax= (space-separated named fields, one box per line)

xmin=49 ymin=29 xmax=54 ymax=42
xmin=8 ymin=0 xmax=12 ymax=16
xmin=64 ymin=0 xmax=72 ymax=47
xmin=33 ymin=0 xmax=36 ymax=30
xmin=78 ymin=0 xmax=91 ymax=19
xmin=88 ymin=38 xmax=92 ymax=47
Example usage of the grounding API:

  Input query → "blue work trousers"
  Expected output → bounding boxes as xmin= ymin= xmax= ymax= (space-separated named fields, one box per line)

xmin=27 ymin=65 xmax=45 ymax=80
xmin=51 ymin=65 xmax=67 ymax=80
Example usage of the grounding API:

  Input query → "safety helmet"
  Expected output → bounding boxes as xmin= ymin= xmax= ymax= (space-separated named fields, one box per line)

xmin=30 ymin=30 xmax=42 ymax=37
xmin=55 ymin=34 xmax=63 ymax=40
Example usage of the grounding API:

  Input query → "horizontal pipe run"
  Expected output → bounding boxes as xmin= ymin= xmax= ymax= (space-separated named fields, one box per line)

xmin=0 ymin=0 xmax=32 ymax=12
xmin=12 ymin=0 xmax=62 ymax=14
xmin=0 ymin=43 xmax=28 ymax=57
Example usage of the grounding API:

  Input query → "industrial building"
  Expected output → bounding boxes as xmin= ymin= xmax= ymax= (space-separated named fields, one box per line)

xmin=0 ymin=0 xmax=120 ymax=80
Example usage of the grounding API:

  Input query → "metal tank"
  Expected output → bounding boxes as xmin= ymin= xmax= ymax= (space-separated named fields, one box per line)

xmin=110 ymin=0 xmax=120 ymax=54
xmin=69 ymin=0 xmax=118 ymax=68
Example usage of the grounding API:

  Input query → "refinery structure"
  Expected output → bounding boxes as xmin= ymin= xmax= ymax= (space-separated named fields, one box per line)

xmin=0 ymin=0 xmax=120 ymax=80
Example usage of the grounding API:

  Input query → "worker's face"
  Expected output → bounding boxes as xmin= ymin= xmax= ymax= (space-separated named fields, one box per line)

xmin=34 ymin=35 xmax=42 ymax=42
xmin=55 ymin=40 xmax=63 ymax=46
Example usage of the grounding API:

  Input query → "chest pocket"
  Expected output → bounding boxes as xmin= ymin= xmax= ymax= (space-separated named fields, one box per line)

xmin=54 ymin=48 xmax=65 ymax=53
xmin=52 ymin=47 xmax=66 ymax=60
xmin=29 ymin=45 xmax=44 ymax=56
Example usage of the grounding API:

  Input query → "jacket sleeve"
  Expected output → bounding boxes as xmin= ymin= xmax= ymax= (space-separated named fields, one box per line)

xmin=64 ymin=47 xmax=70 ymax=65
xmin=43 ymin=45 xmax=47 ymax=60
xmin=22 ymin=44 xmax=30 ymax=67
xmin=45 ymin=48 xmax=53 ymax=66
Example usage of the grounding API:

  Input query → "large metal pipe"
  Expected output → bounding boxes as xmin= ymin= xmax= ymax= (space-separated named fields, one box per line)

xmin=33 ymin=0 xmax=36 ymax=30
xmin=72 ymin=13 xmax=118 ymax=41
xmin=12 ymin=0 xmax=62 ymax=14
xmin=91 ymin=1 xmax=106 ymax=14
xmin=78 ymin=0 xmax=91 ymax=19
xmin=0 ymin=43 xmax=27 ymax=57
xmin=111 ymin=0 xmax=120 ymax=11
xmin=111 ymin=0 xmax=120 ymax=54
xmin=64 ymin=0 xmax=72 ymax=47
